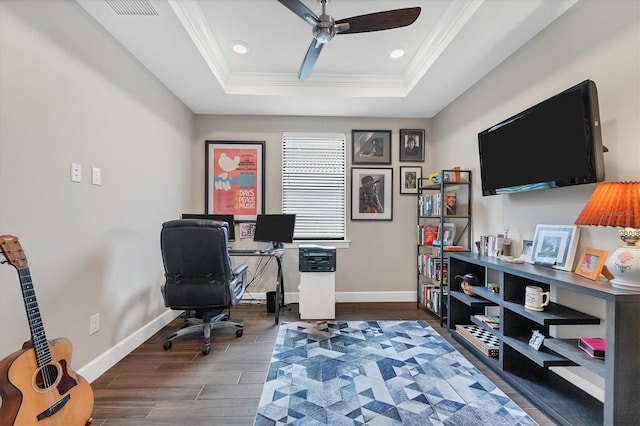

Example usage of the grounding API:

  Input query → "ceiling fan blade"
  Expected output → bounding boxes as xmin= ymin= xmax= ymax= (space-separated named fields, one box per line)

xmin=277 ymin=0 xmax=319 ymax=26
xmin=297 ymin=40 xmax=324 ymax=80
xmin=335 ymin=7 xmax=421 ymax=34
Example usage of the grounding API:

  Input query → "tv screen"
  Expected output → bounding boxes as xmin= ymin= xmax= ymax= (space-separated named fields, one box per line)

xmin=180 ymin=214 xmax=235 ymax=241
xmin=478 ymin=79 xmax=605 ymax=196
xmin=253 ymin=214 xmax=296 ymax=244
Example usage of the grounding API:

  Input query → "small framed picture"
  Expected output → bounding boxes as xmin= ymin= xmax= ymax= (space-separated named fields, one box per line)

xmin=351 ymin=168 xmax=393 ymax=221
xmin=400 ymin=166 xmax=421 ymax=194
xmin=238 ymin=222 xmax=256 ymax=239
xmin=575 ymin=247 xmax=609 ymax=280
xmin=521 ymin=240 xmax=533 ymax=262
xmin=399 ymin=129 xmax=425 ymax=162
xmin=529 ymin=330 xmax=545 ymax=351
xmin=352 ymin=130 xmax=392 ymax=165
xmin=530 ymin=224 xmax=581 ymax=271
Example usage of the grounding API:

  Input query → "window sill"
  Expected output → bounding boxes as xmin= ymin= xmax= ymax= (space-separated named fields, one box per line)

xmin=286 ymin=240 xmax=351 ymax=249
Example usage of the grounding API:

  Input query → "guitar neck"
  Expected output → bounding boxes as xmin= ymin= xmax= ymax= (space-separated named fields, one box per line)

xmin=18 ymin=267 xmax=51 ymax=368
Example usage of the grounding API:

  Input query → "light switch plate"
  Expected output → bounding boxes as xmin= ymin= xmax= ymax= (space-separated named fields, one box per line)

xmin=92 ymin=167 xmax=101 ymax=185
xmin=71 ymin=163 xmax=81 ymax=182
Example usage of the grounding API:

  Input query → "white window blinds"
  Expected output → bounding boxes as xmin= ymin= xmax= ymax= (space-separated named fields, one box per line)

xmin=282 ymin=132 xmax=346 ymax=240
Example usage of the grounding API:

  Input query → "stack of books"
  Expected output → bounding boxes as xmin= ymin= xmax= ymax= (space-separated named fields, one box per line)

xmin=474 ymin=315 xmax=500 ymax=329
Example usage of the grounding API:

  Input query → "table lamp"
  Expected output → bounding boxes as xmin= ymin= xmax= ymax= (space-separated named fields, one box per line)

xmin=575 ymin=181 xmax=640 ymax=290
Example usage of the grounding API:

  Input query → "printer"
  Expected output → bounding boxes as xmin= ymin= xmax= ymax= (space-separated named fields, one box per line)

xmin=299 ymin=244 xmax=336 ymax=272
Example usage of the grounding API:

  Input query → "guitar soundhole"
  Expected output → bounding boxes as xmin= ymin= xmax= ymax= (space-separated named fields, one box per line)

xmin=35 ymin=363 xmax=60 ymax=390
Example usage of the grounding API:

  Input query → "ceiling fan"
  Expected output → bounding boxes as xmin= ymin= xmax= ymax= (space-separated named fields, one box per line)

xmin=277 ymin=0 xmax=421 ymax=79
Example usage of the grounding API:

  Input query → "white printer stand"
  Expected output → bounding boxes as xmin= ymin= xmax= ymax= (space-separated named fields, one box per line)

xmin=299 ymin=271 xmax=335 ymax=319
xmin=298 ymin=244 xmax=336 ymax=319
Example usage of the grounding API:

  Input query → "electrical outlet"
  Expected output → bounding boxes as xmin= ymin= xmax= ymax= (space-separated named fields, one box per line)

xmin=71 ymin=163 xmax=81 ymax=183
xmin=91 ymin=167 xmax=101 ymax=185
xmin=90 ymin=313 xmax=100 ymax=335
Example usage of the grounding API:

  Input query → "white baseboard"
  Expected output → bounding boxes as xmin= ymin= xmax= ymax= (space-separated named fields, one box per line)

xmin=243 ymin=291 xmax=417 ymax=303
xmin=77 ymin=309 xmax=180 ymax=383
xmin=80 ymin=292 xmax=417 ymax=382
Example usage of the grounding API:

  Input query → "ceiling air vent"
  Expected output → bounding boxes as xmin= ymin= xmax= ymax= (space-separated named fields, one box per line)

xmin=105 ymin=0 xmax=158 ymax=16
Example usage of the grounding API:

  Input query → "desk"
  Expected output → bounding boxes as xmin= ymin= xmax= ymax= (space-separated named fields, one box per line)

xmin=229 ymin=248 xmax=285 ymax=324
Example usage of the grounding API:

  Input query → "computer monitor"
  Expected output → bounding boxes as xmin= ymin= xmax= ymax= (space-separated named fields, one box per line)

xmin=180 ymin=214 xmax=235 ymax=241
xmin=253 ymin=214 xmax=296 ymax=248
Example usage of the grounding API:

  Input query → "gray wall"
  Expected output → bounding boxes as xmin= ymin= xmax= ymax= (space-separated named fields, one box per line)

xmin=194 ymin=115 xmax=430 ymax=299
xmin=0 ymin=0 xmax=193 ymax=374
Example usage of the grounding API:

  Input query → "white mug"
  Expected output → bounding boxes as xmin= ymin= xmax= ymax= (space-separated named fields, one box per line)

xmin=525 ymin=285 xmax=550 ymax=311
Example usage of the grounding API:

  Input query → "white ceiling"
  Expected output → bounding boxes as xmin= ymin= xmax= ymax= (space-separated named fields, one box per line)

xmin=77 ymin=0 xmax=578 ymax=118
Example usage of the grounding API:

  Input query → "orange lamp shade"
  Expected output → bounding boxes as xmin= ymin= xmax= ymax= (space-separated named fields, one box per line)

xmin=574 ymin=182 xmax=640 ymax=228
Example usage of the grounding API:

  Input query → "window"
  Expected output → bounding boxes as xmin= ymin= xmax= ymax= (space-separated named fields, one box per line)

xmin=282 ymin=132 xmax=346 ymax=240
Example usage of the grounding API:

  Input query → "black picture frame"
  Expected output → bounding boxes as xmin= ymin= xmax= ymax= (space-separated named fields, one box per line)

xmin=399 ymin=129 xmax=425 ymax=162
xmin=400 ymin=166 xmax=421 ymax=195
xmin=351 ymin=168 xmax=393 ymax=221
xmin=351 ymin=130 xmax=392 ymax=165
xmin=205 ymin=140 xmax=265 ymax=222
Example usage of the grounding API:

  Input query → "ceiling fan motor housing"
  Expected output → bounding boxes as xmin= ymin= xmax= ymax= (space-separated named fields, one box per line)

xmin=313 ymin=15 xmax=335 ymax=43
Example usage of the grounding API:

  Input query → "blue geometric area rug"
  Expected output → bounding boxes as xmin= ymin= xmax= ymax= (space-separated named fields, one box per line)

xmin=254 ymin=320 xmax=537 ymax=426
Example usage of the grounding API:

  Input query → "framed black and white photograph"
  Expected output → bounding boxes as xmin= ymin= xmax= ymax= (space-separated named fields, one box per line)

xmin=400 ymin=166 xmax=421 ymax=195
xmin=351 ymin=168 xmax=393 ymax=221
xmin=352 ymin=130 xmax=392 ymax=165
xmin=530 ymin=224 xmax=581 ymax=271
xmin=399 ymin=129 xmax=425 ymax=162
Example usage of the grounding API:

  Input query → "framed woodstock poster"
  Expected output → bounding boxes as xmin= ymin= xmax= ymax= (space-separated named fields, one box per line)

xmin=205 ymin=140 xmax=265 ymax=221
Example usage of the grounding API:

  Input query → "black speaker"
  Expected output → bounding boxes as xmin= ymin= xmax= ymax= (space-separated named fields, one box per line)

xmin=266 ymin=291 xmax=276 ymax=313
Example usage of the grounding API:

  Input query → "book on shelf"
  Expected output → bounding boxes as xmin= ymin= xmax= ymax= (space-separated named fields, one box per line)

xmin=473 ymin=315 xmax=500 ymax=329
xmin=578 ymin=337 xmax=605 ymax=359
xmin=418 ymin=193 xmax=442 ymax=216
xmin=418 ymin=225 xmax=439 ymax=246
xmin=444 ymin=245 xmax=466 ymax=251
xmin=438 ymin=222 xmax=456 ymax=246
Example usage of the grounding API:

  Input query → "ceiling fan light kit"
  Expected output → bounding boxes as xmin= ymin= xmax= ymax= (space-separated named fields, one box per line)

xmin=277 ymin=0 xmax=421 ymax=79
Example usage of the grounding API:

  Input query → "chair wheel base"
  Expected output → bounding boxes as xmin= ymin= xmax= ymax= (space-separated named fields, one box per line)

xmin=202 ymin=345 xmax=211 ymax=355
xmin=236 ymin=329 xmax=243 ymax=337
xmin=163 ymin=340 xmax=172 ymax=350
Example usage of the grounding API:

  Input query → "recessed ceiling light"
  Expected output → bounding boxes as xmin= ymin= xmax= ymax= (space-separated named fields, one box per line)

xmin=231 ymin=41 xmax=250 ymax=55
xmin=389 ymin=48 xmax=405 ymax=59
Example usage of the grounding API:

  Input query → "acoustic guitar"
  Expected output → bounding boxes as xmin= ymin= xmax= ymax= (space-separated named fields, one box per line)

xmin=0 ymin=235 xmax=93 ymax=426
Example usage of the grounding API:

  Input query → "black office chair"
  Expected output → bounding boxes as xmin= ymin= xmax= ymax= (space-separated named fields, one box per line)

xmin=160 ymin=219 xmax=247 ymax=355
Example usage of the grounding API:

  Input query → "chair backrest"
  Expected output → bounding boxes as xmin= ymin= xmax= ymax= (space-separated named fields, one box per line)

xmin=160 ymin=219 xmax=234 ymax=310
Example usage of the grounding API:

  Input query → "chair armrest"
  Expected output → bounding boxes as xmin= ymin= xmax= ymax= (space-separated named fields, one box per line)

xmin=229 ymin=264 xmax=248 ymax=304
xmin=232 ymin=264 xmax=248 ymax=278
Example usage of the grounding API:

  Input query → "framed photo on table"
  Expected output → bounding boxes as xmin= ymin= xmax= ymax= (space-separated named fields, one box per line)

xmin=575 ymin=247 xmax=608 ymax=280
xmin=352 ymin=130 xmax=392 ymax=165
xmin=205 ymin=140 xmax=265 ymax=221
xmin=521 ymin=240 xmax=534 ymax=262
xmin=351 ymin=168 xmax=393 ymax=221
xmin=399 ymin=129 xmax=425 ymax=162
xmin=400 ymin=166 xmax=421 ymax=194
xmin=530 ymin=224 xmax=581 ymax=271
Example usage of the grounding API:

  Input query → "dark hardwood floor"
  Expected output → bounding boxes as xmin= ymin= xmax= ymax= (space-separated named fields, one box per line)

xmin=90 ymin=302 xmax=555 ymax=425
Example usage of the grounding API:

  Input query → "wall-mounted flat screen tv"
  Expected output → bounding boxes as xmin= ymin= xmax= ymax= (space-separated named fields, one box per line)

xmin=478 ymin=79 xmax=605 ymax=196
